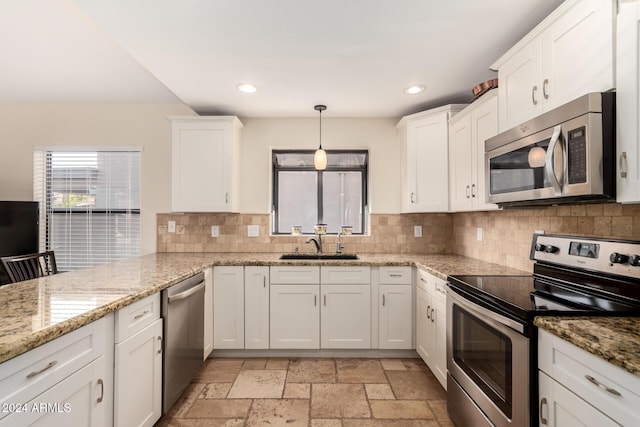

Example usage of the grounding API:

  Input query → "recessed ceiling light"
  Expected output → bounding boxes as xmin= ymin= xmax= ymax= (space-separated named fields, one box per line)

xmin=237 ymin=83 xmax=257 ymax=94
xmin=404 ymin=85 xmax=425 ymax=95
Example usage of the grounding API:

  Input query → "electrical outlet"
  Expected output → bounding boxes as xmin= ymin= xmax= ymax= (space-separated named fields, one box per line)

xmin=248 ymin=225 xmax=259 ymax=237
xmin=211 ymin=225 xmax=219 ymax=237
xmin=414 ymin=225 xmax=422 ymax=238
xmin=476 ymin=227 xmax=483 ymax=241
xmin=168 ymin=221 xmax=176 ymax=233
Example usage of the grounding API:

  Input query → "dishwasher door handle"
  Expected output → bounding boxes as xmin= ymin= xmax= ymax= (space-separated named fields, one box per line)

xmin=168 ymin=281 xmax=205 ymax=304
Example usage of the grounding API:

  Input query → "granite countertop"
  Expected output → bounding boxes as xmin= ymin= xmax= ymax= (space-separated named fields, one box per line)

xmin=0 ymin=252 xmax=526 ymax=364
xmin=534 ymin=316 xmax=640 ymax=377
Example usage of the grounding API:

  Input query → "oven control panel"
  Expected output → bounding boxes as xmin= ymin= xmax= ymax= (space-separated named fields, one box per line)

xmin=532 ymin=234 xmax=640 ymax=279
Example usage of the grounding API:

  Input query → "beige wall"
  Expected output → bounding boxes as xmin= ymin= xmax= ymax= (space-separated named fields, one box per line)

xmin=0 ymin=103 xmax=196 ymax=254
xmin=239 ymin=117 xmax=401 ymax=214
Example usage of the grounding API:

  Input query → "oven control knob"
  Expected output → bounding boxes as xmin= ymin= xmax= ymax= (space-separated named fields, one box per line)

xmin=544 ymin=245 xmax=559 ymax=254
xmin=629 ymin=255 xmax=640 ymax=266
xmin=609 ymin=252 xmax=629 ymax=264
xmin=534 ymin=243 xmax=546 ymax=252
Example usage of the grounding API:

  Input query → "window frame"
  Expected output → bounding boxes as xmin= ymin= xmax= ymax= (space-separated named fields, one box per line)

xmin=271 ymin=149 xmax=368 ymax=235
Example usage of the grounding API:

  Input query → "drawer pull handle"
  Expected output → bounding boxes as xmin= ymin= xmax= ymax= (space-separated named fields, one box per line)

xmin=382 ymin=294 xmax=386 ymax=306
xmin=540 ymin=397 xmax=548 ymax=425
xmin=620 ymin=152 xmax=628 ymax=178
xmin=431 ymin=308 xmax=435 ymax=323
xmin=324 ymin=294 xmax=327 ymax=306
xmin=27 ymin=361 xmax=57 ymax=379
xmin=532 ymin=85 xmax=538 ymax=105
xmin=97 ymin=378 xmax=104 ymax=403
xmin=471 ymin=184 xmax=476 ymax=198
xmin=314 ymin=295 xmax=317 ymax=306
xmin=158 ymin=336 xmax=163 ymax=354
xmin=389 ymin=273 xmax=402 ymax=278
xmin=427 ymin=305 xmax=431 ymax=319
xmin=134 ymin=310 xmax=149 ymax=320
xmin=466 ymin=185 xmax=470 ymax=198
xmin=543 ymin=78 xmax=549 ymax=99
xmin=263 ymin=276 xmax=266 ymax=288
xmin=585 ymin=375 xmax=621 ymax=396
xmin=420 ymin=277 xmax=427 ymax=283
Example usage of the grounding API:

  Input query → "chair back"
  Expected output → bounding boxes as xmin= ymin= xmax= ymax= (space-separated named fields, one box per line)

xmin=0 ymin=251 xmax=58 ymax=283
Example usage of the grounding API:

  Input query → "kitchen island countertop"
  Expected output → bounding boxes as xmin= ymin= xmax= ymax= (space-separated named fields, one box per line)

xmin=0 ymin=252 xmax=526 ymax=364
xmin=534 ymin=316 xmax=640 ymax=377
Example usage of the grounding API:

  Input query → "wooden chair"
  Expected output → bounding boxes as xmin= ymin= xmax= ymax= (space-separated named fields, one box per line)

xmin=0 ymin=251 xmax=58 ymax=283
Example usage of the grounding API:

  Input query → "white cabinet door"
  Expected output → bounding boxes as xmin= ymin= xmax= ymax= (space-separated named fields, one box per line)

xmin=213 ymin=266 xmax=244 ymax=349
xmin=114 ymin=319 xmax=163 ymax=427
xmin=244 ymin=266 xmax=269 ymax=350
xmin=203 ymin=267 xmax=213 ymax=359
xmin=379 ymin=284 xmax=412 ymax=349
xmin=415 ymin=284 xmax=431 ymax=363
xmin=449 ymin=114 xmax=473 ymax=211
xmin=170 ymin=116 xmax=242 ymax=212
xmin=321 ymin=284 xmax=371 ymax=349
xmin=432 ymin=296 xmax=447 ymax=389
xmin=541 ymin=0 xmax=614 ymax=111
xmin=0 ymin=356 xmax=108 ymax=427
xmin=497 ymin=39 xmax=542 ymax=131
xmin=539 ymin=371 xmax=618 ymax=427
xmin=617 ymin=0 xmax=640 ymax=203
xmin=270 ymin=284 xmax=320 ymax=349
xmin=470 ymin=93 xmax=499 ymax=211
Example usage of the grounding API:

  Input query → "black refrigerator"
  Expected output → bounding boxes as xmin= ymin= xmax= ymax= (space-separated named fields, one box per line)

xmin=0 ymin=201 xmax=39 ymax=285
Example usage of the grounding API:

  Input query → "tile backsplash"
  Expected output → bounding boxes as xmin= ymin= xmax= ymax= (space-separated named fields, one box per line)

xmin=157 ymin=213 xmax=453 ymax=255
xmin=157 ymin=203 xmax=640 ymax=272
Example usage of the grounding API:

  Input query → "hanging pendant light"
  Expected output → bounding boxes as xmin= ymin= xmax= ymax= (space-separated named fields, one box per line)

xmin=314 ymin=104 xmax=327 ymax=170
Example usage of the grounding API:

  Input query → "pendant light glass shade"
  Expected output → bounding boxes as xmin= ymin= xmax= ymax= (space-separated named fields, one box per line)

xmin=314 ymin=104 xmax=327 ymax=170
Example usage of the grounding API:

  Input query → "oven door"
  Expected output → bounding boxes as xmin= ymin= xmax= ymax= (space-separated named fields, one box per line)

xmin=447 ymin=286 xmax=529 ymax=427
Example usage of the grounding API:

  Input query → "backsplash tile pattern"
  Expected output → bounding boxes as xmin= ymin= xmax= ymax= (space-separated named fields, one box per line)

xmin=453 ymin=203 xmax=640 ymax=272
xmin=157 ymin=213 xmax=453 ymax=255
xmin=158 ymin=203 xmax=640 ymax=273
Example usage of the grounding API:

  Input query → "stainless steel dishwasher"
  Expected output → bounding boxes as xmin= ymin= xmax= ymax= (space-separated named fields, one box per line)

xmin=161 ymin=272 xmax=205 ymax=413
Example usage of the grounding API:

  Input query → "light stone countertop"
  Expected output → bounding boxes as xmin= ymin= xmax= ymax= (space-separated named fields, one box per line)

xmin=0 ymin=252 xmax=527 ymax=364
xmin=534 ymin=316 xmax=640 ymax=377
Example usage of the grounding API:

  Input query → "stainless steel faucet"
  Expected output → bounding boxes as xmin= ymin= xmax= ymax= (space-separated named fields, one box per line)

xmin=336 ymin=231 xmax=345 ymax=254
xmin=306 ymin=235 xmax=322 ymax=254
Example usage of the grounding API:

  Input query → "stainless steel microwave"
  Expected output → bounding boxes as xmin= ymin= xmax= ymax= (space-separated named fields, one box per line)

xmin=485 ymin=92 xmax=615 ymax=207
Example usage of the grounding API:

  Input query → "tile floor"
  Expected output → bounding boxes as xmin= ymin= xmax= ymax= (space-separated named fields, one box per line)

xmin=157 ymin=357 xmax=454 ymax=426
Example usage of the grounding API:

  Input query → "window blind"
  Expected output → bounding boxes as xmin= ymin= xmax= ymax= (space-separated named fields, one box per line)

xmin=34 ymin=148 xmax=141 ymax=271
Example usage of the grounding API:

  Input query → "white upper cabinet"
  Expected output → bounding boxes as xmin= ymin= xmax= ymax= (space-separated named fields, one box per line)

xmin=398 ymin=105 xmax=466 ymax=213
xmin=449 ymin=91 xmax=499 ymax=212
xmin=493 ymin=0 xmax=615 ymax=132
xmin=170 ymin=116 xmax=243 ymax=212
xmin=617 ymin=0 xmax=640 ymax=203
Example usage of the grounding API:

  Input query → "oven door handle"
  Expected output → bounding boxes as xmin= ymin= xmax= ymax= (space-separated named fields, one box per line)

xmin=447 ymin=285 xmax=525 ymax=334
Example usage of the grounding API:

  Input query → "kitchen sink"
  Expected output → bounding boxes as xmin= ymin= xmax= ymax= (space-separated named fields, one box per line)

xmin=279 ymin=253 xmax=359 ymax=260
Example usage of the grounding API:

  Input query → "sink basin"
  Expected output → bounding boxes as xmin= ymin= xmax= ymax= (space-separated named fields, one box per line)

xmin=279 ymin=253 xmax=359 ymax=260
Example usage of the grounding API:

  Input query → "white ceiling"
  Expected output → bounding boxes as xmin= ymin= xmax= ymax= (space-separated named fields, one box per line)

xmin=1 ymin=0 xmax=565 ymax=118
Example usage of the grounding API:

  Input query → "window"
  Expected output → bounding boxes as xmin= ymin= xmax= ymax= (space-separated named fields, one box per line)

xmin=272 ymin=150 xmax=368 ymax=234
xmin=34 ymin=148 xmax=141 ymax=271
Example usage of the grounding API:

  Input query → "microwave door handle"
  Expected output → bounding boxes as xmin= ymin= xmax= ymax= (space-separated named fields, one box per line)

xmin=545 ymin=125 xmax=563 ymax=196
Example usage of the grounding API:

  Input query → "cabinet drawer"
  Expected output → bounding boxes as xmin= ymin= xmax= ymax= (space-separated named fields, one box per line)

xmin=321 ymin=266 xmax=370 ymax=284
xmin=115 ymin=293 xmax=160 ymax=343
xmin=418 ymin=269 xmax=446 ymax=303
xmin=270 ymin=266 xmax=320 ymax=284
xmin=379 ymin=266 xmax=412 ymax=285
xmin=538 ymin=329 xmax=640 ymax=427
xmin=0 ymin=315 xmax=110 ymax=421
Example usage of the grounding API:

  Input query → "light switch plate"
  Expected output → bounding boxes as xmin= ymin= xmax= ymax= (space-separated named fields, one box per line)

xmin=414 ymin=225 xmax=422 ymax=238
xmin=168 ymin=221 xmax=176 ymax=233
xmin=211 ymin=225 xmax=219 ymax=237
xmin=248 ymin=225 xmax=260 ymax=237
xmin=477 ymin=227 xmax=483 ymax=241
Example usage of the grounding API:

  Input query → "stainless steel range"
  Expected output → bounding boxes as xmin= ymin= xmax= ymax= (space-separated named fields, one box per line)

xmin=446 ymin=234 xmax=640 ymax=427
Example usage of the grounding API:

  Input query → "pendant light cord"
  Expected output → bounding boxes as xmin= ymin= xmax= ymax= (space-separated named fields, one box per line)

xmin=319 ymin=108 xmax=322 ymax=149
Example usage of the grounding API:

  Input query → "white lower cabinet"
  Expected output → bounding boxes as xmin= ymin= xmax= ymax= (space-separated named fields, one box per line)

xmin=415 ymin=269 xmax=447 ymax=389
xmin=321 ymin=284 xmax=371 ymax=349
xmin=213 ymin=266 xmax=245 ymax=349
xmin=203 ymin=267 xmax=213 ymax=359
xmin=379 ymin=284 xmax=412 ymax=349
xmin=270 ymin=284 xmax=320 ymax=349
xmin=538 ymin=329 xmax=640 ymax=426
xmin=245 ymin=266 xmax=270 ymax=349
xmin=114 ymin=319 xmax=163 ymax=427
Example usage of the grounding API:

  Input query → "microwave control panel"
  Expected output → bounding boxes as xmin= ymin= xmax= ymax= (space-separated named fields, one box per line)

xmin=567 ymin=126 xmax=587 ymax=184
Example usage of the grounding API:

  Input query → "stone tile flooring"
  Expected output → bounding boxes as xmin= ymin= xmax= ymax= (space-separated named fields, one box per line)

xmin=157 ymin=357 xmax=454 ymax=426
